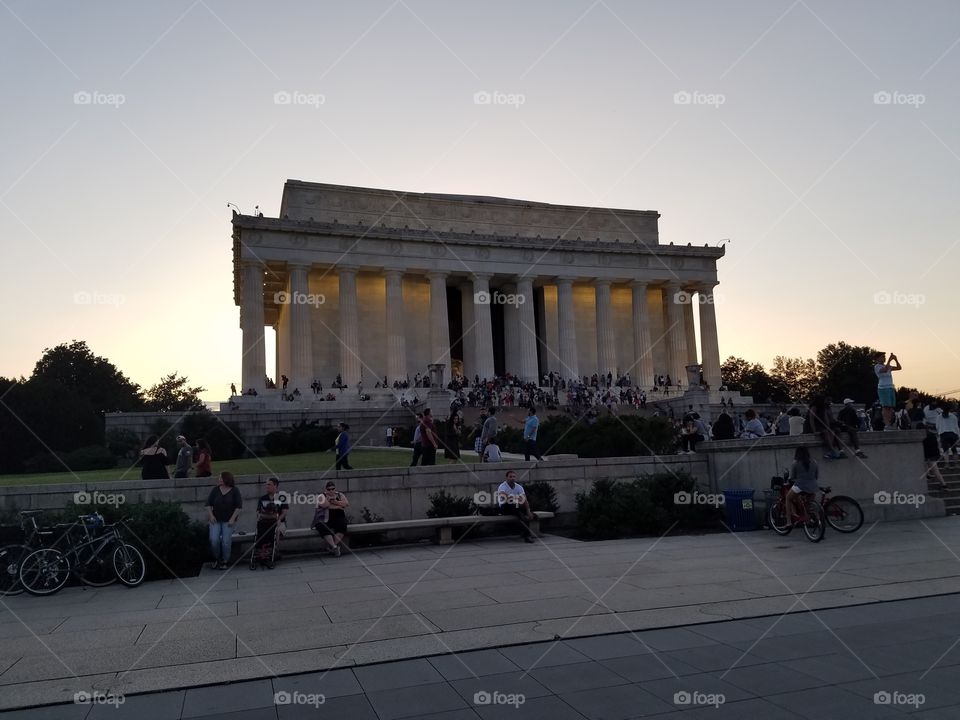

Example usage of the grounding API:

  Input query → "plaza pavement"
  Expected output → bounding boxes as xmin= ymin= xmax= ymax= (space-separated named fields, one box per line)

xmin=2 ymin=517 xmax=960 ymax=716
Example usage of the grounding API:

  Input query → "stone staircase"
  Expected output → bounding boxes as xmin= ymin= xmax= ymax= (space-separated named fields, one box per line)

xmin=926 ymin=459 xmax=960 ymax=515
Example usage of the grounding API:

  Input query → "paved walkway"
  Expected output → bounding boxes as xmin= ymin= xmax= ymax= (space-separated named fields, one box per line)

xmin=1 ymin=518 xmax=960 ymax=713
xmin=4 ymin=593 xmax=959 ymax=718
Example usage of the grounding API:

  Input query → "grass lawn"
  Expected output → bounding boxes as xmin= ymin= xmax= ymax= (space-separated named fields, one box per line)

xmin=0 ymin=448 xmax=467 ymax=487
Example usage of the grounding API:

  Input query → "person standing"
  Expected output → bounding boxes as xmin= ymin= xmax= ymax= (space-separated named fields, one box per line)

xmin=410 ymin=413 xmax=424 ymax=466
xmin=174 ymin=435 xmax=193 ymax=479
xmin=523 ymin=406 xmax=544 ymax=461
xmin=873 ymin=351 xmax=902 ymax=430
xmin=480 ymin=406 xmax=498 ymax=451
xmin=230 ymin=383 xmax=237 ymax=397
xmin=335 ymin=423 xmax=353 ymax=470
xmin=205 ymin=471 xmax=242 ymax=570
xmin=195 ymin=438 xmax=213 ymax=477
xmin=938 ymin=402 xmax=959 ymax=466
xmin=473 ymin=409 xmax=488 ymax=455
xmin=385 ymin=426 xmax=393 ymax=448
xmin=420 ymin=408 xmax=439 ymax=466
xmin=139 ymin=436 xmax=170 ymax=480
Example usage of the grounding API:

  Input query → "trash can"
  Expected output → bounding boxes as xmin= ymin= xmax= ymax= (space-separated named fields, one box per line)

xmin=722 ymin=489 xmax=757 ymax=531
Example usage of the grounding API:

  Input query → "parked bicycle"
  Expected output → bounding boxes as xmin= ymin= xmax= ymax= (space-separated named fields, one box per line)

xmin=0 ymin=510 xmax=56 ymax=596
xmin=18 ymin=513 xmax=146 ymax=596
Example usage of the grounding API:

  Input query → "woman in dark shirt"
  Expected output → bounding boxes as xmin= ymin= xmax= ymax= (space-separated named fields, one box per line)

xmin=139 ymin=435 xmax=169 ymax=480
xmin=205 ymin=471 xmax=242 ymax=569
xmin=195 ymin=438 xmax=213 ymax=477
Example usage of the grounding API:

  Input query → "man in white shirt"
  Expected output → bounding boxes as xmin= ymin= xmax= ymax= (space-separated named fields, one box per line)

xmin=497 ymin=470 xmax=535 ymax=542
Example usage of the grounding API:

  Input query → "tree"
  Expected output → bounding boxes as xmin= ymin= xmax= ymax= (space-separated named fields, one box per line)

xmin=720 ymin=357 xmax=754 ymax=391
xmin=770 ymin=356 xmax=819 ymax=403
xmin=720 ymin=356 xmax=789 ymax=402
xmin=815 ymin=342 xmax=880 ymax=403
xmin=32 ymin=340 xmax=143 ymax=412
xmin=144 ymin=373 xmax=206 ymax=412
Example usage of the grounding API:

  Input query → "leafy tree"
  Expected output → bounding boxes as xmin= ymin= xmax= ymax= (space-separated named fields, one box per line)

xmin=144 ymin=373 xmax=206 ymax=412
xmin=815 ymin=342 xmax=880 ymax=403
xmin=720 ymin=356 xmax=788 ymax=403
xmin=31 ymin=340 xmax=143 ymax=412
xmin=770 ymin=356 xmax=819 ymax=403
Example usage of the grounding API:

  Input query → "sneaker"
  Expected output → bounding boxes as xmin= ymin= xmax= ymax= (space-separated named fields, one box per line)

xmin=216 ymin=561 xmax=227 ymax=570
xmin=524 ymin=536 xmax=535 ymax=543
xmin=855 ymin=450 xmax=868 ymax=458
xmin=333 ymin=545 xmax=341 ymax=557
xmin=210 ymin=561 xmax=220 ymax=570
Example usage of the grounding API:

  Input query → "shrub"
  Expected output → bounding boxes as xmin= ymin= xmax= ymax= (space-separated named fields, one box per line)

xmin=495 ymin=425 xmax=524 ymax=454
xmin=22 ymin=445 xmax=117 ymax=474
xmin=575 ymin=471 xmax=722 ymax=540
xmin=536 ymin=414 xmax=675 ymax=458
xmin=426 ymin=489 xmax=475 ymax=518
xmin=105 ymin=428 xmax=141 ymax=460
xmin=179 ymin=411 xmax=247 ymax=460
xmin=264 ymin=431 xmax=292 ymax=456
xmin=524 ymin=481 xmax=559 ymax=514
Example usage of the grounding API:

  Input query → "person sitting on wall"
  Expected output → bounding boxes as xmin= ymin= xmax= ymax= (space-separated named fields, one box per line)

xmin=711 ymin=411 xmax=735 ymax=440
xmin=483 ymin=439 xmax=503 ymax=463
xmin=837 ymin=399 xmax=868 ymax=459
xmin=741 ymin=409 xmax=768 ymax=439
xmin=497 ymin=470 xmax=535 ymax=543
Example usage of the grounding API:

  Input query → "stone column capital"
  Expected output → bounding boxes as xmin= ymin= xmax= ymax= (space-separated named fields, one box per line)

xmin=593 ymin=278 xmax=612 ymax=288
xmin=241 ymin=259 xmax=265 ymax=272
xmin=426 ymin=270 xmax=449 ymax=281
xmin=555 ymin=276 xmax=576 ymax=287
xmin=470 ymin=272 xmax=493 ymax=281
xmin=383 ymin=268 xmax=405 ymax=280
xmin=628 ymin=279 xmax=650 ymax=289
xmin=287 ymin=261 xmax=312 ymax=272
xmin=337 ymin=264 xmax=359 ymax=276
xmin=698 ymin=281 xmax=719 ymax=292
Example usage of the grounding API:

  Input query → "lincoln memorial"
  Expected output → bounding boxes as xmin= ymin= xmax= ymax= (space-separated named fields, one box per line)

xmin=232 ymin=180 xmax=726 ymax=396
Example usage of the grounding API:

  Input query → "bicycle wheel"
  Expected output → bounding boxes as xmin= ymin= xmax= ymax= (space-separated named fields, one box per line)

xmin=112 ymin=544 xmax=146 ymax=587
xmin=802 ymin=501 xmax=826 ymax=543
xmin=0 ymin=545 xmax=31 ymax=596
xmin=768 ymin=500 xmax=792 ymax=536
xmin=19 ymin=548 xmax=70 ymax=596
xmin=824 ymin=496 xmax=864 ymax=533
xmin=78 ymin=546 xmax=119 ymax=587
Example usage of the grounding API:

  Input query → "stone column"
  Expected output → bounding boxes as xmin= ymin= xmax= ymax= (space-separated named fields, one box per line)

xmin=630 ymin=281 xmax=654 ymax=388
xmin=384 ymin=270 xmax=407 ymax=383
xmin=664 ymin=282 xmax=689 ymax=386
xmin=472 ymin=274 xmax=496 ymax=381
xmin=459 ymin=282 xmax=476 ymax=380
xmin=288 ymin=263 xmax=313 ymax=393
xmin=594 ymin=279 xmax=617 ymax=377
xmin=515 ymin=277 xmax=539 ymax=382
xmin=338 ymin=266 xmax=361 ymax=386
xmin=699 ymin=283 xmax=722 ymax=390
xmin=503 ymin=283 xmax=520 ymax=375
xmin=683 ymin=297 xmax=699 ymax=365
xmin=556 ymin=278 xmax=579 ymax=380
xmin=240 ymin=261 xmax=266 ymax=392
xmin=428 ymin=271 xmax=451 ymax=366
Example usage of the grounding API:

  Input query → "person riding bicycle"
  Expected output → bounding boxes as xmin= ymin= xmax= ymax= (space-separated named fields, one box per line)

xmin=786 ymin=446 xmax=819 ymax=526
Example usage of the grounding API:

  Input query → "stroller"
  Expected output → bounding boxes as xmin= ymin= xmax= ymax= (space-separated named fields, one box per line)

xmin=250 ymin=515 xmax=283 ymax=570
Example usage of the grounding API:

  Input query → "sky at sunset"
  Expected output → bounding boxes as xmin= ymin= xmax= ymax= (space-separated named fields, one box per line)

xmin=1 ymin=0 xmax=958 ymax=400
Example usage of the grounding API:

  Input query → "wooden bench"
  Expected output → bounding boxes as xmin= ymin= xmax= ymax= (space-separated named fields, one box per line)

xmin=233 ymin=511 xmax=554 ymax=549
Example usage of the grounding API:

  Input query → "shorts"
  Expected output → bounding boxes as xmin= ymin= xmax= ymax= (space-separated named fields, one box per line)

xmin=878 ymin=387 xmax=896 ymax=408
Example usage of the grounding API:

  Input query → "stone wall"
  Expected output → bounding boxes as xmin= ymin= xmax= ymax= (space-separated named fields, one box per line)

xmin=701 ymin=430 xmax=942 ymax=521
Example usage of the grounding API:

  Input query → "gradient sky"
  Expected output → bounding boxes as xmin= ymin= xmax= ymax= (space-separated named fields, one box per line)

xmin=1 ymin=0 xmax=958 ymax=401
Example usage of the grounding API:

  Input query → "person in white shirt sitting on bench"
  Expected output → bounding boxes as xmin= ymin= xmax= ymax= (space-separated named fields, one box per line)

xmin=497 ymin=470 xmax=535 ymax=543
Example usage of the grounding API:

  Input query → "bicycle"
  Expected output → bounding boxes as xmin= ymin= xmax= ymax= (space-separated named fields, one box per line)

xmin=18 ymin=514 xmax=146 ymax=596
xmin=768 ymin=475 xmax=826 ymax=542
xmin=819 ymin=486 xmax=864 ymax=533
xmin=0 ymin=510 xmax=58 ymax=596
